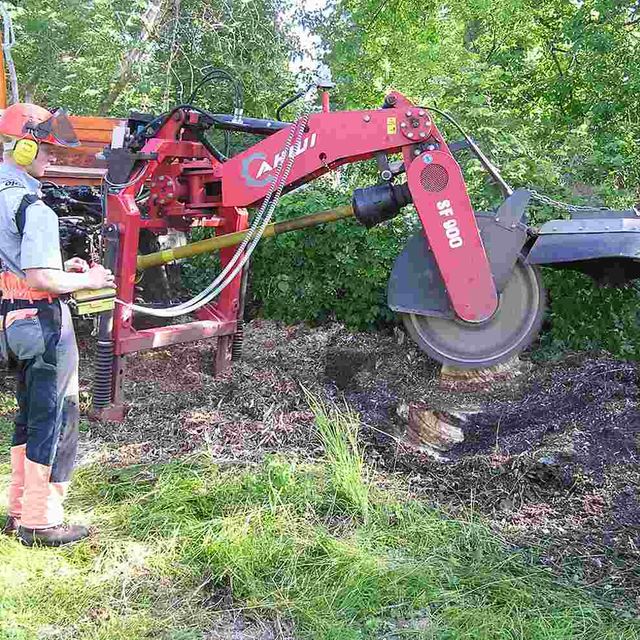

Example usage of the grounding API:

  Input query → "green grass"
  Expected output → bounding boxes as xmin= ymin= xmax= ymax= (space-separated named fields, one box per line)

xmin=0 ymin=400 xmax=638 ymax=639
xmin=305 ymin=388 xmax=370 ymax=522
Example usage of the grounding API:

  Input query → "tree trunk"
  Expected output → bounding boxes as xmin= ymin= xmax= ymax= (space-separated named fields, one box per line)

xmin=98 ymin=0 xmax=168 ymax=115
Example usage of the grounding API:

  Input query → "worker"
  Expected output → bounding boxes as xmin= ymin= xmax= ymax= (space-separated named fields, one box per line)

xmin=0 ymin=103 xmax=114 ymax=547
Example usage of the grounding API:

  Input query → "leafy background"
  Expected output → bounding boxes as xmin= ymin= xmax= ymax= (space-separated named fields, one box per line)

xmin=4 ymin=0 xmax=640 ymax=358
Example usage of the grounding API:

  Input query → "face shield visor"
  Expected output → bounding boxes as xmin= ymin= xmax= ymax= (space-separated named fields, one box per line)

xmin=27 ymin=109 xmax=80 ymax=147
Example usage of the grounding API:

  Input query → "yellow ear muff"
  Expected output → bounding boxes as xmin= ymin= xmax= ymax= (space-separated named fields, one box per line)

xmin=13 ymin=139 xmax=39 ymax=166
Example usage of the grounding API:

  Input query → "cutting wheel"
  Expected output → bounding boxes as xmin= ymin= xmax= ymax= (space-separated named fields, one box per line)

xmin=400 ymin=259 xmax=546 ymax=368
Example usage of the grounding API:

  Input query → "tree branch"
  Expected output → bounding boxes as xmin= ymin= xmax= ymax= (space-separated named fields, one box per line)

xmin=98 ymin=0 xmax=168 ymax=115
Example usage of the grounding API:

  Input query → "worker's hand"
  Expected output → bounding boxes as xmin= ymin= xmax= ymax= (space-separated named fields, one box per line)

xmin=85 ymin=264 xmax=116 ymax=290
xmin=65 ymin=257 xmax=90 ymax=273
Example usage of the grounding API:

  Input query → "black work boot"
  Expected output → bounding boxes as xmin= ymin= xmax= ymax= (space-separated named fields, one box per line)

xmin=1 ymin=515 xmax=20 ymax=536
xmin=17 ymin=523 xmax=90 ymax=547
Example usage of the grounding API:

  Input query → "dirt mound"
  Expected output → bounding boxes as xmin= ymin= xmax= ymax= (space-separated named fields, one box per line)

xmin=322 ymin=334 xmax=640 ymax=607
xmin=451 ymin=359 xmax=638 ymax=468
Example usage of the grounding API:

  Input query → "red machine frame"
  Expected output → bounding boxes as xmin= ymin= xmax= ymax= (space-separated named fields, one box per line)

xmin=103 ymin=90 xmax=498 ymax=419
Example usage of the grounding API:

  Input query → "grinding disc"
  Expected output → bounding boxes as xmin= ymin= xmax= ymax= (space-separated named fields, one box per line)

xmin=401 ymin=260 xmax=545 ymax=368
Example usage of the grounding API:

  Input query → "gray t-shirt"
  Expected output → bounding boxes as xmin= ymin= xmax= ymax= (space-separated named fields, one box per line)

xmin=0 ymin=163 xmax=63 ymax=278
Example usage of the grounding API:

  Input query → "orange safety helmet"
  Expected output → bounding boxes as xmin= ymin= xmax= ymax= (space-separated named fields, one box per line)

xmin=0 ymin=103 xmax=79 ymax=166
xmin=0 ymin=103 xmax=79 ymax=146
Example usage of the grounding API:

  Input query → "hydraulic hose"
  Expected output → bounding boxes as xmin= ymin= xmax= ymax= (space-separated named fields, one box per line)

xmin=116 ymin=92 xmax=313 ymax=318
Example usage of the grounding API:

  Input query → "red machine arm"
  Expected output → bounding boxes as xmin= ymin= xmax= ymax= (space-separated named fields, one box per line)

xmin=96 ymin=90 xmax=498 ymax=420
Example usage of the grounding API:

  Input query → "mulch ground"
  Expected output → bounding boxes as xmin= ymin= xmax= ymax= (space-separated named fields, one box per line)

xmin=74 ymin=318 xmax=639 ymax=611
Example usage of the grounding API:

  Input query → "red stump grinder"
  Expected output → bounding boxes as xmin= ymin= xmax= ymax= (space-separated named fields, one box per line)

xmin=83 ymin=81 xmax=639 ymax=420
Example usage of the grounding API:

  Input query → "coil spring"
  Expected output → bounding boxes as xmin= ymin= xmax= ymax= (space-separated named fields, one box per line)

xmin=231 ymin=320 xmax=244 ymax=361
xmin=92 ymin=340 xmax=114 ymax=409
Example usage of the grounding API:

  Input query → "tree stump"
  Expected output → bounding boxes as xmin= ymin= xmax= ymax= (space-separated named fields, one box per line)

xmin=398 ymin=357 xmax=527 ymax=458
xmin=439 ymin=357 xmax=529 ymax=391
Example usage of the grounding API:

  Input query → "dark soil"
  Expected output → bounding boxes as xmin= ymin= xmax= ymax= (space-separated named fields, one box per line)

xmin=73 ymin=318 xmax=639 ymax=611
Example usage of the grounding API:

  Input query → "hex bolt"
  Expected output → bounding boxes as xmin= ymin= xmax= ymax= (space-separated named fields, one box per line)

xmin=406 ymin=110 xmax=412 ymax=117
xmin=407 ymin=132 xmax=414 ymax=138
xmin=400 ymin=122 xmax=407 ymax=128
xmin=419 ymin=132 xmax=426 ymax=138
xmin=363 ymin=115 xmax=371 ymax=122
xmin=427 ymin=144 xmax=436 ymax=151
xmin=418 ymin=110 xmax=425 ymax=116
xmin=414 ymin=149 xmax=421 ymax=156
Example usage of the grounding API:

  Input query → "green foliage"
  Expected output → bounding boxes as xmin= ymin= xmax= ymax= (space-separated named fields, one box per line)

xmin=539 ymin=270 xmax=640 ymax=360
xmin=5 ymin=0 xmax=297 ymax=118
xmin=248 ymin=184 xmax=414 ymax=329
xmin=317 ymin=0 xmax=640 ymax=210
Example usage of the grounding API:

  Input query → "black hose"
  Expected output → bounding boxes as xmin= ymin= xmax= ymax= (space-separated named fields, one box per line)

xmin=276 ymin=84 xmax=314 ymax=121
xmin=132 ymin=70 xmax=243 ymax=150
xmin=187 ymin=67 xmax=243 ymax=112
xmin=132 ymin=103 xmax=225 ymax=148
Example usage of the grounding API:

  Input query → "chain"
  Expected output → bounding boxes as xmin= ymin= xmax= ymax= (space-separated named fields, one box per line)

xmin=418 ymin=103 xmax=638 ymax=217
xmin=528 ymin=189 xmax=640 ymax=216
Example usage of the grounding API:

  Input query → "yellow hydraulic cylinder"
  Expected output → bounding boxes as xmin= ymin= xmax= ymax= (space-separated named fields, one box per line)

xmin=137 ymin=205 xmax=355 ymax=271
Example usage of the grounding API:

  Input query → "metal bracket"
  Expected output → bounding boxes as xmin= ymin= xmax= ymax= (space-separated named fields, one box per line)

xmin=538 ymin=218 xmax=640 ymax=235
